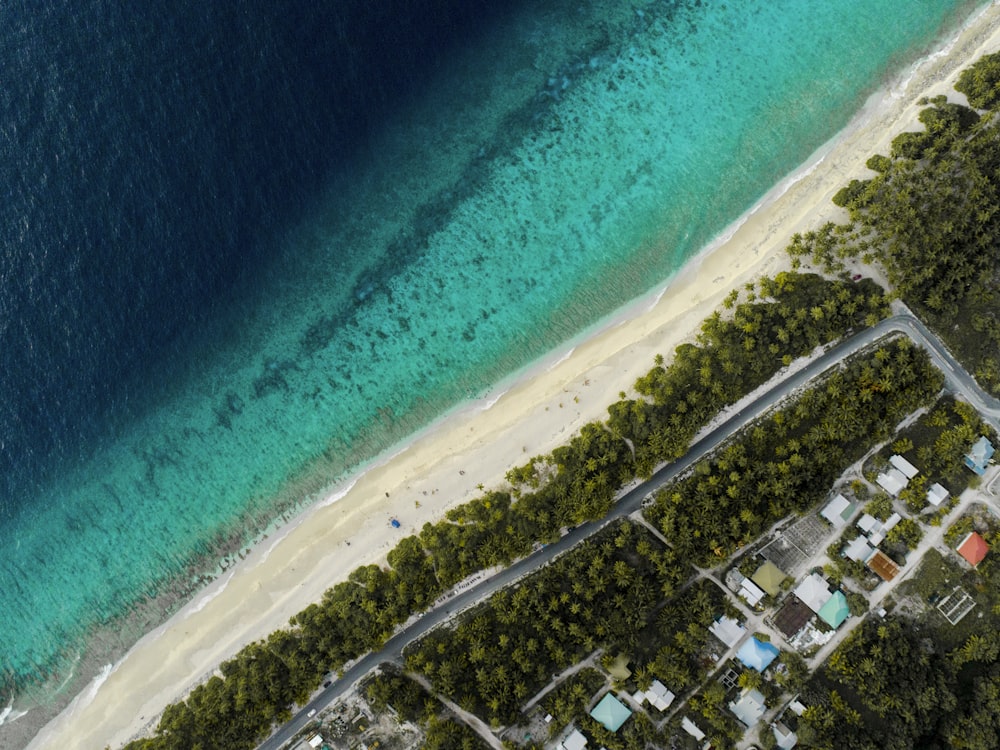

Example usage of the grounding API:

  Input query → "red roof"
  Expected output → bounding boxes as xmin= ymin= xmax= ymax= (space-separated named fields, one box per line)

xmin=957 ymin=532 xmax=990 ymax=567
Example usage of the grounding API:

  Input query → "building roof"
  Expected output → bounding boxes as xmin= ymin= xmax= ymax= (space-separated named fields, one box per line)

xmin=793 ymin=573 xmax=833 ymax=613
xmin=645 ymin=680 xmax=675 ymax=711
xmin=740 ymin=578 xmax=767 ymax=607
xmin=681 ymin=717 xmax=705 ymax=741
xmin=957 ymin=531 xmax=990 ymax=567
xmin=736 ymin=637 xmax=780 ymax=671
xmin=710 ymin=615 xmax=746 ymax=648
xmin=817 ymin=591 xmax=850 ymax=628
xmin=889 ymin=454 xmax=919 ymax=479
xmin=590 ymin=693 xmax=632 ymax=732
xmin=773 ymin=721 xmax=798 ymax=749
xmin=774 ymin=595 xmax=815 ymax=639
xmin=308 ymin=736 xmax=324 ymax=749
xmin=876 ymin=468 xmax=908 ymax=496
xmin=820 ymin=493 xmax=856 ymax=527
xmin=752 ymin=561 xmax=788 ymax=597
xmin=561 ymin=729 xmax=588 ymax=750
xmin=729 ymin=688 xmax=767 ymax=727
xmin=927 ymin=482 xmax=950 ymax=507
xmin=965 ymin=436 xmax=995 ymax=475
xmin=857 ymin=513 xmax=878 ymax=533
xmin=843 ymin=535 xmax=875 ymax=562
xmin=866 ymin=549 xmax=901 ymax=581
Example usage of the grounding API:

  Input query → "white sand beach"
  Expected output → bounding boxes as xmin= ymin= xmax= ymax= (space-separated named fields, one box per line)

xmin=26 ymin=6 xmax=1000 ymax=749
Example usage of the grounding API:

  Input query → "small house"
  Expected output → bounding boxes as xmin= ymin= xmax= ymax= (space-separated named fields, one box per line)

xmin=820 ymin=494 xmax=856 ymax=527
xmin=889 ymin=454 xmax=919 ymax=479
xmin=644 ymin=680 xmax=675 ymax=711
xmin=561 ymin=729 xmax=588 ymax=750
xmin=752 ymin=561 xmax=788 ymax=597
xmin=793 ymin=573 xmax=832 ymax=614
xmin=739 ymin=577 xmax=767 ymax=607
xmin=876 ymin=468 xmax=908 ymax=496
xmin=710 ymin=615 xmax=746 ymax=648
xmin=681 ymin=717 xmax=706 ymax=741
xmin=843 ymin=535 xmax=875 ymax=563
xmin=957 ymin=531 xmax=990 ymax=567
xmin=964 ymin=436 xmax=995 ymax=476
xmin=927 ymin=483 xmax=950 ymax=507
xmin=729 ymin=688 xmax=767 ymax=727
xmin=866 ymin=549 xmax=901 ymax=582
xmin=589 ymin=693 xmax=632 ymax=732
xmin=817 ymin=591 xmax=850 ymax=629
xmin=736 ymin=637 xmax=779 ymax=671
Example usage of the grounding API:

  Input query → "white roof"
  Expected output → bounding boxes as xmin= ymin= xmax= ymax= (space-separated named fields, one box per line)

xmin=857 ymin=513 xmax=878 ymax=533
xmin=308 ymin=736 xmax=324 ymax=749
xmin=844 ymin=535 xmax=875 ymax=562
xmin=562 ymin=729 xmax=588 ymax=750
xmin=820 ymin=494 xmax=854 ymax=526
xmin=788 ymin=699 xmax=807 ymax=716
xmin=740 ymin=578 xmax=766 ymax=606
xmin=883 ymin=512 xmax=901 ymax=532
xmin=773 ymin=722 xmax=798 ymax=749
xmin=729 ymin=688 xmax=767 ymax=726
xmin=631 ymin=690 xmax=645 ymax=705
xmin=927 ymin=483 xmax=949 ymax=506
xmin=681 ymin=717 xmax=706 ymax=740
xmin=890 ymin=454 xmax=919 ymax=479
xmin=876 ymin=468 xmax=907 ymax=496
xmin=645 ymin=680 xmax=675 ymax=711
xmin=794 ymin=573 xmax=833 ymax=613
xmin=869 ymin=531 xmax=885 ymax=546
xmin=710 ymin=615 xmax=746 ymax=647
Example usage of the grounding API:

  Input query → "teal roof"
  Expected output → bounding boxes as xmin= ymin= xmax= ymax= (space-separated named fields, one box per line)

xmin=590 ymin=692 xmax=632 ymax=732
xmin=818 ymin=591 xmax=849 ymax=628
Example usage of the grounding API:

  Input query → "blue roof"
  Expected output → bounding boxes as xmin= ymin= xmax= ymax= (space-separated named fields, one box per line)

xmin=965 ymin=436 xmax=995 ymax=475
xmin=589 ymin=692 xmax=632 ymax=732
xmin=736 ymin=637 xmax=779 ymax=671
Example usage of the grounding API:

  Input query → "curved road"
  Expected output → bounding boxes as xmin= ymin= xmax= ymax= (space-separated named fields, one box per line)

xmin=258 ymin=309 xmax=999 ymax=749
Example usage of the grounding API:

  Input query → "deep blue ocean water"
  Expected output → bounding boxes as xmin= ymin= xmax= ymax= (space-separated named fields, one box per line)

xmin=0 ymin=0 xmax=986 ymax=742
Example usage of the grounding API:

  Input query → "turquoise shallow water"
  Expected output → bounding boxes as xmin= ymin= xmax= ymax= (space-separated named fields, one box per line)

xmin=0 ymin=0 xmax=985 ymax=734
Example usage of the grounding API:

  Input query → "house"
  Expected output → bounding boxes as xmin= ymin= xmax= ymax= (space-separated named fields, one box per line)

xmin=710 ymin=615 xmax=746 ymax=648
xmin=729 ymin=688 xmax=767 ymax=727
xmin=308 ymin=736 xmax=325 ymax=750
xmin=752 ymin=561 xmax=788 ymax=597
xmin=957 ymin=531 xmax=990 ymax=567
xmin=889 ymin=454 xmax=919 ymax=479
xmin=843 ymin=535 xmax=875 ymax=562
xmin=927 ymin=483 xmax=950 ymax=507
xmin=774 ymin=595 xmax=815 ymax=639
xmin=589 ymin=693 xmax=632 ymax=732
xmin=644 ymin=680 xmax=675 ymax=711
xmin=964 ymin=436 xmax=995 ymax=476
xmin=856 ymin=512 xmax=900 ymax=545
xmin=736 ymin=637 xmax=780 ymax=671
xmin=561 ymin=729 xmax=588 ymax=750
xmin=739 ymin=577 xmax=767 ymax=607
xmin=773 ymin=721 xmax=798 ymax=749
xmin=681 ymin=717 xmax=706 ymax=741
xmin=817 ymin=591 xmax=850 ymax=629
xmin=866 ymin=549 xmax=901 ymax=582
xmin=793 ymin=573 xmax=833 ymax=613
xmin=725 ymin=567 xmax=747 ymax=592
xmin=876 ymin=468 xmax=908 ymax=496
xmin=820 ymin=494 xmax=857 ymax=527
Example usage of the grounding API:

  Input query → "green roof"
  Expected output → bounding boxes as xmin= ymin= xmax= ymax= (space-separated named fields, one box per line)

xmin=752 ymin=561 xmax=787 ymax=597
xmin=817 ymin=591 xmax=850 ymax=628
xmin=590 ymin=692 xmax=632 ymax=732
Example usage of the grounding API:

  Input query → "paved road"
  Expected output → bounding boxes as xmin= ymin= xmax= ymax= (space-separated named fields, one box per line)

xmin=258 ymin=310 xmax=999 ymax=749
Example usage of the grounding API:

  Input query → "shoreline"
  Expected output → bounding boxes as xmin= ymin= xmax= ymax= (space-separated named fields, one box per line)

xmin=22 ymin=5 xmax=1000 ymax=749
